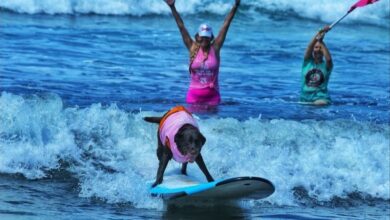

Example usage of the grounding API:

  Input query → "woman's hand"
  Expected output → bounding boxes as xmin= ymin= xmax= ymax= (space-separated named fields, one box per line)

xmin=316 ymin=25 xmax=330 ymax=41
xmin=165 ymin=0 xmax=175 ymax=7
xmin=319 ymin=25 xmax=331 ymax=34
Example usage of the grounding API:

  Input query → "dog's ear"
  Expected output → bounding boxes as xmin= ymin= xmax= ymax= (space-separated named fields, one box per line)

xmin=174 ymin=131 xmax=186 ymax=154
xmin=199 ymin=132 xmax=206 ymax=146
xmin=174 ymin=131 xmax=183 ymax=144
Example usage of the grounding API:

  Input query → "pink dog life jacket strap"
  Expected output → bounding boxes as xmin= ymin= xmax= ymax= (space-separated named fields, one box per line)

xmin=159 ymin=106 xmax=198 ymax=163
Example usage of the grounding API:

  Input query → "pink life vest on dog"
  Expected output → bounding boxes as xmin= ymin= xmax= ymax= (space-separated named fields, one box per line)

xmin=159 ymin=106 xmax=198 ymax=163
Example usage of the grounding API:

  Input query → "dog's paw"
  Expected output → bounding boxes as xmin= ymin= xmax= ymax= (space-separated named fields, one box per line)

xmin=151 ymin=181 xmax=159 ymax=188
xmin=151 ymin=178 xmax=163 ymax=188
xmin=181 ymin=167 xmax=187 ymax=175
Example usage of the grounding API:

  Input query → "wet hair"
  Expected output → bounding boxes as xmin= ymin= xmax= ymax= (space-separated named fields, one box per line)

xmin=189 ymin=34 xmax=214 ymax=73
xmin=190 ymin=43 xmax=200 ymax=66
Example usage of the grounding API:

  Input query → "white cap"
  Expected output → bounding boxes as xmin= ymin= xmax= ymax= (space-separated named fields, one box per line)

xmin=198 ymin=23 xmax=213 ymax=38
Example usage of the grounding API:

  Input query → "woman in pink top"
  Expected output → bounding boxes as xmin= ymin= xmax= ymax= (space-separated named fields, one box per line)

xmin=165 ymin=0 xmax=240 ymax=105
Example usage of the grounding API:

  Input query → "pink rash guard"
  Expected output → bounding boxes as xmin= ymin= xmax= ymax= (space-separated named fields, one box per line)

xmin=186 ymin=45 xmax=221 ymax=105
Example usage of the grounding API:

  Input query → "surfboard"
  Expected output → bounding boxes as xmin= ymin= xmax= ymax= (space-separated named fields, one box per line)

xmin=149 ymin=174 xmax=275 ymax=201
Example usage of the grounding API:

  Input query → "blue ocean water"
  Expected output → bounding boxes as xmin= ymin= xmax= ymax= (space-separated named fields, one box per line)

xmin=1 ymin=0 xmax=389 ymax=219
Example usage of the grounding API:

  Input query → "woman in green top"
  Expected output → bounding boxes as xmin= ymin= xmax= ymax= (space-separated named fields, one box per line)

xmin=300 ymin=26 xmax=333 ymax=105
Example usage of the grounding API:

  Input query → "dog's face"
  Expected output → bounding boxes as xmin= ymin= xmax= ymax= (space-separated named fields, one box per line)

xmin=174 ymin=125 xmax=206 ymax=163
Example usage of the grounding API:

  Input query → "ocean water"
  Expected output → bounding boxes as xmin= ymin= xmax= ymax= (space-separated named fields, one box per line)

xmin=1 ymin=0 xmax=389 ymax=219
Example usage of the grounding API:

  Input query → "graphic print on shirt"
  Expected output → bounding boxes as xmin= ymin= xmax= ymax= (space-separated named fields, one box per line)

xmin=189 ymin=46 xmax=219 ymax=90
xmin=197 ymin=61 xmax=214 ymax=86
xmin=305 ymin=68 xmax=324 ymax=87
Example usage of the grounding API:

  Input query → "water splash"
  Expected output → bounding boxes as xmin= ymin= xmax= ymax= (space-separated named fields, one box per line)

xmin=0 ymin=92 xmax=388 ymax=208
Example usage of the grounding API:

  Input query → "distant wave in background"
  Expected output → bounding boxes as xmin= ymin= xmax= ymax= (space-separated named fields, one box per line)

xmin=1 ymin=0 xmax=389 ymax=27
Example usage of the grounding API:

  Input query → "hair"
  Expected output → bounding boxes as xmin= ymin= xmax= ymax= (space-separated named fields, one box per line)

xmin=189 ymin=43 xmax=201 ymax=66
xmin=189 ymin=33 xmax=214 ymax=70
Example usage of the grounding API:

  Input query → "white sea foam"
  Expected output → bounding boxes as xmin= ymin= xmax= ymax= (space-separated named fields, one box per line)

xmin=0 ymin=92 xmax=389 ymax=208
xmin=0 ymin=0 xmax=388 ymax=26
xmin=0 ymin=92 xmax=79 ymax=179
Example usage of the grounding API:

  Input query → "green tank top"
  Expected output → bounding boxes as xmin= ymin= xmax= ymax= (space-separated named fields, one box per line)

xmin=300 ymin=58 xmax=332 ymax=102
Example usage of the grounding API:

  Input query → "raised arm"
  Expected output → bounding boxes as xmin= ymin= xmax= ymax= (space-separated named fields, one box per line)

xmin=165 ymin=0 xmax=193 ymax=50
xmin=303 ymin=26 xmax=330 ymax=61
xmin=213 ymin=0 xmax=240 ymax=52
xmin=319 ymin=41 xmax=333 ymax=71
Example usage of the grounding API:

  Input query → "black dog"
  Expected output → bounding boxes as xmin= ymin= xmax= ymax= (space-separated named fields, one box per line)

xmin=144 ymin=106 xmax=214 ymax=187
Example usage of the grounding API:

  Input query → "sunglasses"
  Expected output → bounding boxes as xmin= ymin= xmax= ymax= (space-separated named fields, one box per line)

xmin=199 ymin=36 xmax=211 ymax=41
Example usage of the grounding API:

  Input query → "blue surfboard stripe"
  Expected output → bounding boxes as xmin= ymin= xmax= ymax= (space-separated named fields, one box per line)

xmin=150 ymin=178 xmax=224 ymax=198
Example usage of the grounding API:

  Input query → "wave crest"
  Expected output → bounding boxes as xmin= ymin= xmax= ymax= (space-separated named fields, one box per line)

xmin=1 ymin=0 xmax=388 ymax=26
xmin=0 ymin=92 xmax=388 ymax=207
